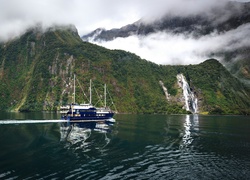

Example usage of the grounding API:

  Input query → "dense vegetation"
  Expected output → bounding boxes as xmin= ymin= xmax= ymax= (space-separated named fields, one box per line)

xmin=0 ymin=25 xmax=249 ymax=114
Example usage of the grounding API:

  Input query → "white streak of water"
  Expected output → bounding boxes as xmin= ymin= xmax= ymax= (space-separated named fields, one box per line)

xmin=0 ymin=120 xmax=69 ymax=124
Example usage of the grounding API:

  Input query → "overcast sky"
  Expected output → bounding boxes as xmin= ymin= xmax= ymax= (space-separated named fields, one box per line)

xmin=1 ymin=0 xmax=250 ymax=64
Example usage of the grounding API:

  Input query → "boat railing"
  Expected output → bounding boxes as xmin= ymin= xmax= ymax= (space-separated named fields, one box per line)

xmin=60 ymin=105 xmax=70 ymax=114
xmin=96 ymin=107 xmax=113 ymax=113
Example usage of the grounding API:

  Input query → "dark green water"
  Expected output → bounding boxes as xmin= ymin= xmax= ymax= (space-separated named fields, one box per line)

xmin=0 ymin=112 xmax=250 ymax=179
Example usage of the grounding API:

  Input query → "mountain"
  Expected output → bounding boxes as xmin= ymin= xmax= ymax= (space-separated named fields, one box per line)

xmin=82 ymin=1 xmax=250 ymax=84
xmin=0 ymin=25 xmax=249 ymax=114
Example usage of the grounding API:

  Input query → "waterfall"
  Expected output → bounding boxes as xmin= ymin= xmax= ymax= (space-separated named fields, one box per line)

xmin=159 ymin=81 xmax=171 ymax=101
xmin=177 ymin=74 xmax=198 ymax=114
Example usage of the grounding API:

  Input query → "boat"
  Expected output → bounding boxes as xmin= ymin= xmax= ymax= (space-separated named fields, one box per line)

xmin=60 ymin=75 xmax=115 ymax=122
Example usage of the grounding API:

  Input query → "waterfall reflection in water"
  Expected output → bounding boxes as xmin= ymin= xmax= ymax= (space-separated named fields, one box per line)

xmin=179 ymin=115 xmax=199 ymax=152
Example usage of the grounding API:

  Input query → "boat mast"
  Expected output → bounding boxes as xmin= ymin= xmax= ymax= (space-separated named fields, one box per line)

xmin=73 ymin=74 xmax=76 ymax=104
xmin=104 ymin=84 xmax=106 ymax=107
xmin=89 ymin=79 xmax=92 ymax=105
xmin=71 ymin=74 xmax=75 ymax=117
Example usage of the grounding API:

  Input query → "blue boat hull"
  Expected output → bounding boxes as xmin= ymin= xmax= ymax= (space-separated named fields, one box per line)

xmin=62 ymin=113 xmax=114 ymax=121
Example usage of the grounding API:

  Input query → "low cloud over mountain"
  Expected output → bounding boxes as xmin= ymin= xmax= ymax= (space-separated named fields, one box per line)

xmin=83 ymin=1 xmax=250 ymax=66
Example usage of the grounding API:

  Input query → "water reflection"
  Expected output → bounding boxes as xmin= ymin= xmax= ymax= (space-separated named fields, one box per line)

xmin=179 ymin=114 xmax=199 ymax=152
xmin=1 ymin=113 xmax=250 ymax=179
xmin=60 ymin=121 xmax=114 ymax=151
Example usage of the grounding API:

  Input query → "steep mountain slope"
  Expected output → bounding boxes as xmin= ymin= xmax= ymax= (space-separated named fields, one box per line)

xmin=82 ymin=1 xmax=250 ymax=84
xmin=0 ymin=26 xmax=249 ymax=114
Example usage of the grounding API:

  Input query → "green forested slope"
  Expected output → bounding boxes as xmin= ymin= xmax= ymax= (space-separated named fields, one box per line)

xmin=0 ymin=26 xmax=249 ymax=114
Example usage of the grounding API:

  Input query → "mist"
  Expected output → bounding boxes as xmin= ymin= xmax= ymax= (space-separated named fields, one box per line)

xmin=1 ymin=0 xmax=250 ymax=65
xmin=1 ymin=0 xmax=247 ymax=41
xmin=92 ymin=23 xmax=250 ymax=65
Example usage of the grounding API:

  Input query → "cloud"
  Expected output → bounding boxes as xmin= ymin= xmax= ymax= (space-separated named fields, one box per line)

xmin=1 ymin=0 xmax=248 ymax=42
xmin=1 ymin=0 xmax=250 ymax=65
xmin=92 ymin=23 xmax=250 ymax=65
xmin=140 ymin=0 xmax=228 ymax=22
xmin=0 ymin=0 xmax=142 ymax=41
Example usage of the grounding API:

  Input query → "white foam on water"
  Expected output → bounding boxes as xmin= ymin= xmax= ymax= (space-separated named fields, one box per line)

xmin=0 ymin=119 xmax=114 ymax=125
xmin=0 ymin=119 xmax=69 ymax=125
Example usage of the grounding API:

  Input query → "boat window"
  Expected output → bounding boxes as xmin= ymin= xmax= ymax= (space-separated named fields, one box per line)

xmin=79 ymin=109 xmax=96 ymax=113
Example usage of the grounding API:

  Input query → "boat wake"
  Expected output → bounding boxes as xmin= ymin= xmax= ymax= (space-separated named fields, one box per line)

xmin=0 ymin=119 xmax=69 ymax=125
xmin=0 ymin=119 xmax=115 ymax=125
